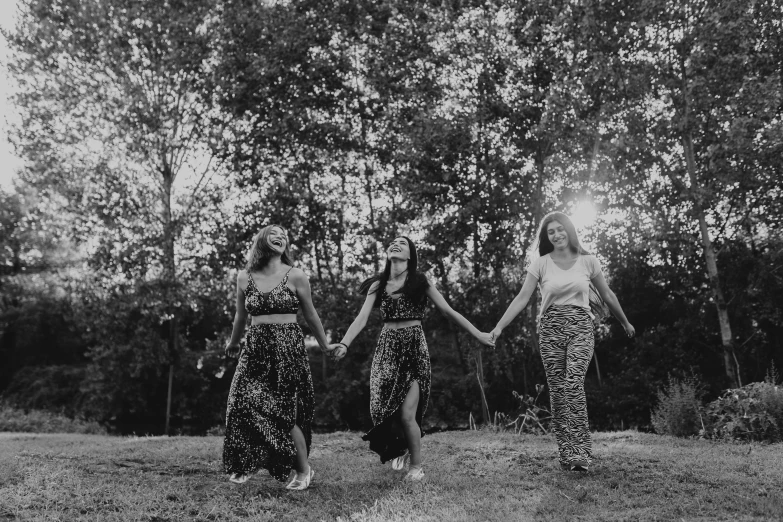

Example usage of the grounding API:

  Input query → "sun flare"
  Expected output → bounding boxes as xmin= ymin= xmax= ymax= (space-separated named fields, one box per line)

xmin=571 ymin=201 xmax=597 ymax=230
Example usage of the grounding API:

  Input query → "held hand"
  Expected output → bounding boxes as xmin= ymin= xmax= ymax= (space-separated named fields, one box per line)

xmin=327 ymin=343 xmax=348 ymax=361
xmin=224 ymin=341 xmax=241 ymax=359
xmin=623 ymin=322 xmax=636 ymax=338
xmin=476 ymin=331 xmax=495 ymax=348
xmin=490 ymin=328 xmax=503 ymax=342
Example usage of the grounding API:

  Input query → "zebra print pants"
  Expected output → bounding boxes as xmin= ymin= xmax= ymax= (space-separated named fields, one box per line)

xmin=539 ymin=305 xmax=595 ymax=465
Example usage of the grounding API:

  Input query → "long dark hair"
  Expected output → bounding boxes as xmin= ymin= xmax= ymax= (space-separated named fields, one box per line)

xmin=245 ymin=224 xmax=294 ymax=272
xmin=358 ymin=236 xmax=430 ymax=308
xmin=534 ymin=212 xmax=607 ymax=320
xmin=536 ymin=212 xmax=588 ymax=257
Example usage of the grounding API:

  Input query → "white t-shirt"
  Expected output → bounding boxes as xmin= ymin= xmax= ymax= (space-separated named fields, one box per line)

xmin=526 ymin=254 xmax=603 ymax=319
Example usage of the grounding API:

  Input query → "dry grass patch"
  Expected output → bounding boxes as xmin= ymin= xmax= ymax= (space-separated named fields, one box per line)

xmin=0 ymin=430 xmax=781 ymax=521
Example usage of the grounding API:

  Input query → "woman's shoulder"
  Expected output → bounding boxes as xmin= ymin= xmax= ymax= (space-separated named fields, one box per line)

xmin=579 ymin=253 xmax=600 ymax=264
xmin=579 ymin=253 xmax=602 ymax=272
xmin=286 ymin=266 xmax=306 ymax=281
xmin=528 ymin=254 xmax=548 ymax=270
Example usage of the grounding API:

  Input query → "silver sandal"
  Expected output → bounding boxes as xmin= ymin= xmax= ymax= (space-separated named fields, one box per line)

xmin=391 ymin=452 xmax=410 ymax=471
xmin=285 ymin=467 xmax=314 ymax=491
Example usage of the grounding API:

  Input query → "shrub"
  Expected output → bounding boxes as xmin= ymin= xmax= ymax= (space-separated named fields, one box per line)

xmin=651 ymin=375 xmax=704 ymax=437
xmin=2 ymin=365 xmax=88 ymax=417
xmin=0 ymin=402 xmax=106 ymax=434
xmin=473 ymin=385 xmax=552 ymax=435
xmin=701 ymin=369 xmax=783 ymax=442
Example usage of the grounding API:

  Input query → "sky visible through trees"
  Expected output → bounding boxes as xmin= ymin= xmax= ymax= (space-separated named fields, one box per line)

xmin=1 ymin=0 xmax=781 ymax=435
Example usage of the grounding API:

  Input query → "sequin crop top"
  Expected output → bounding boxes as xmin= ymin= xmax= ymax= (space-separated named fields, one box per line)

xmin=380 ymin=289 xmax=427 ymax=322
xmin=244 ymin=269 xmax=300 ymax=315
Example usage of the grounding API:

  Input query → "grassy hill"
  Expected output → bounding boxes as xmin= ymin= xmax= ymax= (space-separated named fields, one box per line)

xmin=0 ymin=430 xmax=781 ymax=521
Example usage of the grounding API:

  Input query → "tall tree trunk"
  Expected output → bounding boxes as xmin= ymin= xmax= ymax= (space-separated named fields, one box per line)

xmin=364 ymin=161 xmax=378 ymax=270
xmin=682 ymin=132 xmax=740 ymax=388
xmin=161 ymin=160 xmax=178 ymax=435
xmin=672 ymin=29 xmax=740 ymax=388
xmin=337 ymin=173 xmax=346 ymax=277
xmin=474 ymin=348 xmax=491 ymax=424
xmin=527 ymin=154 xmax=546 ymax=357
xmin=472 ymin=220 xmax=481 ymax=280
xmin=436 ymin=260 xmax=467 ymax=371
xmin=165 ymin=335 xmax=175 ymax=435
xmin=593 ymin=348 xmax=603 ymax=387
xmin=358 ymin=98 xmax=379 ymax=271
xmin=313 ymin=243 xmax=323 ymax=281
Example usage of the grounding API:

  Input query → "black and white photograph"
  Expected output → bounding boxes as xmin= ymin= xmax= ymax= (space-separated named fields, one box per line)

xmin=0 ymin=0 xmax=781 ymax=520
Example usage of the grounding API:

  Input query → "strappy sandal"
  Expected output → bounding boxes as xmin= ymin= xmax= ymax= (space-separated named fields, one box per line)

xmin=391 ymin=452 xmax=410 ymax=471
xmin=229 ymin=472 xmax=252 ymax=484
xmin=285 ymin=467 xmax=314 ymax=491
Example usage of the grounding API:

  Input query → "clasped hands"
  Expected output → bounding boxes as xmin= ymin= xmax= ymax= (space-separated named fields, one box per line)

xmin=325 ymin=330 xmax=495 ymax=361
xmin=477 ymin=330 xmax=496 ymax=348
xmin=324 ymin=343 xmax=348 ymax=361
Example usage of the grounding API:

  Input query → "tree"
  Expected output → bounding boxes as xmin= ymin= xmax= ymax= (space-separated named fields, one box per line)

xmin=622 ymin=0 xmax=783 ymax=387
xmin=8 ymin=0 xmax=225 ymax=433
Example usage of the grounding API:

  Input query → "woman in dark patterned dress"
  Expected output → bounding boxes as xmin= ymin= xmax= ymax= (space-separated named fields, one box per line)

xmin=223 ymin=224 xmax=333 ymax=490
xmin=331 ymin=236 xmax=494 ymax=481
xmin=490 ymin=212 xmax=634 ymax=472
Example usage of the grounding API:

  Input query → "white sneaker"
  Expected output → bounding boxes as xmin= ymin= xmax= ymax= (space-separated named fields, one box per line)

xmin=404 ymin=467 xmax=424 ymax=482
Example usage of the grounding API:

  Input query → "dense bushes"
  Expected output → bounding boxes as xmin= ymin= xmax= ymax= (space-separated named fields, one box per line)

xmin=651 ymin=369 xmax=783 ymax=442
xmin=2 ymin=365 xmax=89 ymax=418
xmin=0 ymin=403 xmax=106 ymax=434
xmin=701 ymin=379 xmax=783 ymax=442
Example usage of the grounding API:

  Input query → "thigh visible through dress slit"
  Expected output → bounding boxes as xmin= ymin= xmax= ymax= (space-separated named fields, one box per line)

xmin=362 ymin=325 xmax=431 ymax=463
xmin=222 ymin=323 xmax=314 ymax=482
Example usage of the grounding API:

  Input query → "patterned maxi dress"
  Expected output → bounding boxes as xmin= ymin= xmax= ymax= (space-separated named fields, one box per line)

xmin=362 ymin=289 xmax=431 ymax=463
xmin=222 ymin=269 xmax=314 ymax=482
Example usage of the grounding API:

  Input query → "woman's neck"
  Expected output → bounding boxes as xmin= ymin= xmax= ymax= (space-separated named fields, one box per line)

xmin=389 ymin=259 xmax=408 ymax=281
xmin=550 ymin=246 xmax=577 ymax=260
xmin=259 ymin=255 xmax=283 ymax=275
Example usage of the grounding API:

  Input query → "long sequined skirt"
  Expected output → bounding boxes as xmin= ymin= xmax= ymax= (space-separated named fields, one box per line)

xmin=222 ymin=323 xmax=314 ymax=482
xmin=362 ymin=325 xmax=431 ymax=463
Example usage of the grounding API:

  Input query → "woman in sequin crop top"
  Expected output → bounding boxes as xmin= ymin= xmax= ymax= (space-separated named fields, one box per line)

xmin=331 ymin=236 xmax=494 ymax=481
xmin=223 ymin=225 xmax=333 ymax=491
xmin=379 ymin=286 xmax=427 ymax=322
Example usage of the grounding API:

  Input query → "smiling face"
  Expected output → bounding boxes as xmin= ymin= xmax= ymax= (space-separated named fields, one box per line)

xmin=386 ymin=237 xmax=411 ymax=261
xmin=546 ymin=221 xmax=570 ymax=251
xmin=266 ymin=226 xmax=288 ymax=254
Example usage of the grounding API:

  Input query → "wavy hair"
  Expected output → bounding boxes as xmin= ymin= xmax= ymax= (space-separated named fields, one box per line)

xmin=358 ymin=236 xmax=429 ymax=307
xmin=533 ymin=212 xmax=607 ymax=320
xmin=245 ymin=225 xmax=293 ymax=272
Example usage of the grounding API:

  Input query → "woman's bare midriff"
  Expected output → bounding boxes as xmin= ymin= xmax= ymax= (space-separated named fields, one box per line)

xmin=382 ymin=319 xmax=422 ymax=330
xmin=251 ymin=313 xmax=298 ymax=325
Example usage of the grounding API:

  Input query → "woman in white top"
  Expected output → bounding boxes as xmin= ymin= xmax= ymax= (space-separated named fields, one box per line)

xmin=490 ymin=212 xmax=634 ymax=472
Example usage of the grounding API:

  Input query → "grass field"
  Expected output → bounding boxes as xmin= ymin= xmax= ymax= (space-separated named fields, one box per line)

xmin=0 ymin=430 xmax=781 ymax=521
